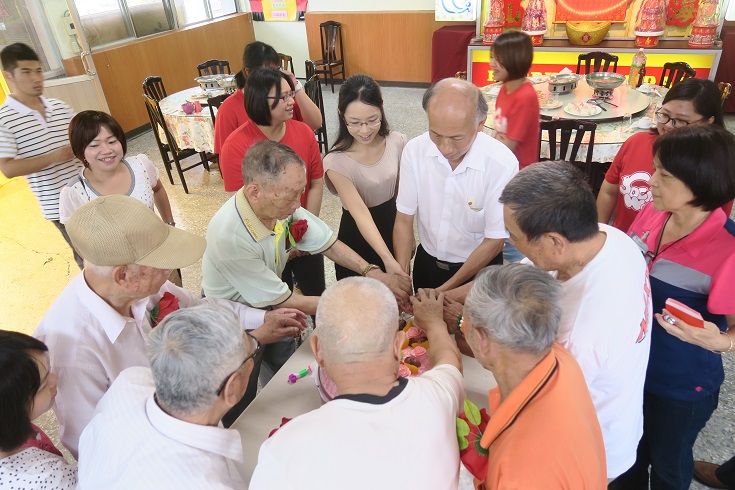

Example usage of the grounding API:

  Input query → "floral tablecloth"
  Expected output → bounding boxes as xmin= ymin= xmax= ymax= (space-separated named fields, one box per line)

xmin=159 ymin=87 xmax=223 ymax=154
xmin=483 ymin=85 xmax=665 ymax=163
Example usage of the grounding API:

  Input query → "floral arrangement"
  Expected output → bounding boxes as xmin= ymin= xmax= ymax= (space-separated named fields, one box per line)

xmin=456 ymin=399 xmax=490 ymax=480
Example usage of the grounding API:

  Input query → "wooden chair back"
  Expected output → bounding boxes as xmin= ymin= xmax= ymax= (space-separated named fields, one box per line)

xmin=320 ymin=21 xmax=344 ymax=64
xmin=143 ymin=76 xmax=167 ymax=102
xmin=576 ymin=52 xmax=619 ymax=74
xmin=539 ymin=119 xmax=603 ymax=195
xmin=304 ymin=75 xmax=328 ymax=154
xmin=278 ymin=53 xmax=295 ymax=74
xmin=197 ymin=59 xmax=231 ymax=77
xmin=207 ymin=93 xmax=230 ymax=126
xmin=658 ymin=62 xmax=696 ymax=89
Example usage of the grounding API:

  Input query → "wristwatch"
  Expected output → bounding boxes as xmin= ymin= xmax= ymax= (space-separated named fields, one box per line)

xmin=361 ymin=264 xmax=381 ymax=276
xmin=294 ymin=79 xmax=303 ymax=93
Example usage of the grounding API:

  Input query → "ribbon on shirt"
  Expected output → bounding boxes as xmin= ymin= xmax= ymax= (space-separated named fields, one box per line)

xmin=273 ymin=220 xmax=286 ymax=267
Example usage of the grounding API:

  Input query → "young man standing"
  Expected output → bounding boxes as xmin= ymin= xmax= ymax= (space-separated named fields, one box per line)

xmin=0 ymin=43 xmax=82 ymax=267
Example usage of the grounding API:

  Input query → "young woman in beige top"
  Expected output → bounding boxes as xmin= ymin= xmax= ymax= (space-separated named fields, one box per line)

xmin=323 ymin=75 xmax=408 ymax=280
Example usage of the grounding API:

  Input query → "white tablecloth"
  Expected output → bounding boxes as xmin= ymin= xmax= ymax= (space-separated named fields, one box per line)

xmin=484 ymin=80 xmax=666 ymax=163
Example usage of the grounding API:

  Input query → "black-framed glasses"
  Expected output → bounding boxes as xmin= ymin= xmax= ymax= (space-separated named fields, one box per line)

xmin=267 ymin=91 xmax=295 ymax=102
xmin=654 ymin=111 xmax=703 ymax=128
xmin=215 ymin=332 xmax=261 ymax=396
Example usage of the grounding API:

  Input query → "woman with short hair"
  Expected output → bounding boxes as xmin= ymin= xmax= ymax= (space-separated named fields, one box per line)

xmin=597 ymin=78 xmax=727 ymax=232
xmin=213 ymin=41 xmax=322 ymax=154
xmin=0 ymin=331 xmax=77 ymax=489
xmin=59 ymin=110 xmax=174 ymax=226
xmin=621 ymin=124 xmax=735 ymax=489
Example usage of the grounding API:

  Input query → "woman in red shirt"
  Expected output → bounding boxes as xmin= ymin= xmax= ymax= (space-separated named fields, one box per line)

xmin=213 ymin=41 xmax=322 ymax=154
xmin=490 ymin=31 xmax=540 ymax=170
xmin=597 ymin=78 xmax=725 ymax=232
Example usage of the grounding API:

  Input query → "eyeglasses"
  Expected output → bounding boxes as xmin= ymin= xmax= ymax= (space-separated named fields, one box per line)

xmin=654 ymin=111 xmax=704 ymax=128
xmin=215 ymin=332 xmax=261 ymax=396
xmin=345 ymin=119 xmax=382 ymax=130
xmin=267 ymin=91 xmax=296 ymax=102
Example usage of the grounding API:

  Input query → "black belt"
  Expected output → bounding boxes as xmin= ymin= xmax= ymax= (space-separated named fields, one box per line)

xmin=418 ymin=245 xmax=464 ymax=270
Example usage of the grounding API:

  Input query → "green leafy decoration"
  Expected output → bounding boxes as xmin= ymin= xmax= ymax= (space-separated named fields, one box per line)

xmin=149 ymin=304 xmax=160 ymax=325
xmin=464 ymin=399 xmax=482 ymax=426
xmin=456 ymin=418 xmax=470 ymax=450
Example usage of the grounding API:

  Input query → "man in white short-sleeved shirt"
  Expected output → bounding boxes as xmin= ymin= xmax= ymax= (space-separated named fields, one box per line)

xmin=499 ymin=161 xmax=652 ymax=480
xmin=35 ymin=195 xmax=306 ymax=457
xmin=203 ymin=141 xmax=413 ymax=410
xmin=78 ymin=305 xmax=257 ymax=489
xmin=394 ymin=78 xmax=518 ymax=292
xmin=250 ymin=279 xmax=465 ymax=489
xmin=0 ymin=43 xmax=82 ymax=267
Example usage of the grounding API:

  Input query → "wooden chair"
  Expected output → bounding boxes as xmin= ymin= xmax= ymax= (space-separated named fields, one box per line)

xmin=576 ymin=52 xmax=619 ymax=75
xmin=717 ymin=82 xmax=731 ymax=108
xmin=206 ymin=93 xmax=230 ymax=175
xmin=143 ymin=94 xmax=210 ymax=194
xmin=278 ymin=53 xmax=295 ymax=74
xmin=305 ymin=59 xmax=316 ymax=80
xmin=658 ymin=62 xmax=696 ymax=89
xmin=313 ymin=21 xmax=345 ymax=93
xmin=143 ymin=76 xmax=167 ymax=102
xmin=197 ymin=59 xmax=231 ymax=77
xmin=304 ymin=75 xmax=328 ymax=154
xmin=206 ymin=93 xmax=230 ymax=126
xmin=539 ymin=119 xmax=604 ymax=196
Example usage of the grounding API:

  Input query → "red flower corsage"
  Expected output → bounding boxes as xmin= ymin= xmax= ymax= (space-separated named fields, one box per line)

xmin=150 ymin=292 xmax=180 ymax=327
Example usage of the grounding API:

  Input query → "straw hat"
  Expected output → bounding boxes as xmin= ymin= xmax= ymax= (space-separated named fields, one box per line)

xmin=66 ymin=195 xmax=206 ymax=269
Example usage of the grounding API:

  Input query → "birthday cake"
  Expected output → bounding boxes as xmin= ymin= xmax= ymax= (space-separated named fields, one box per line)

xmin=316 ymin=318 xmax=432 ymax=402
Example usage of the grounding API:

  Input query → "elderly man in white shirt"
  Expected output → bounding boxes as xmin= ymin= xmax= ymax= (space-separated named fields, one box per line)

xmin=34 ymin=195 xmax=306 ymax=458
xmin=78 ymin=304 xmax=257 ymax=489
xmin=250 ymin=278 xmax=465 ymax=489
xmin=393 ymin=78 xmax=518 ymax=292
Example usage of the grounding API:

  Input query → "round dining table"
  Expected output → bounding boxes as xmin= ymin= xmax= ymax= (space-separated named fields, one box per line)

xmin=484 ymin=78 xmax=667 ymax=163
xmin=159 ymin=86 xmax=226 ymax=154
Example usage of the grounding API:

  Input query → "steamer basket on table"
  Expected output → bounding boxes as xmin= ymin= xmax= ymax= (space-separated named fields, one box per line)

xmin=194 ymin=75 xmax=222 ymax=93
xmin=217 ymin=75 xmax=237 ymax=94
xmin=548 ymin=74 xmax=581 ymax=94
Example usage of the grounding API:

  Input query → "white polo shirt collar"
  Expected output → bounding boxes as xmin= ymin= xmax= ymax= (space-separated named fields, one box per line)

xmin=145 ymin=395 xmax=244 ymax=462
xmin=75 ymin=272 xmax=150 ymax=344
xmin=424 ymin=134 xmax=487 ymax=174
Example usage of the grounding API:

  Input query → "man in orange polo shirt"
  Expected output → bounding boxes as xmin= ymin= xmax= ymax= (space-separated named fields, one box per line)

xmin=461 ymin=264 xmax=607 ymax=489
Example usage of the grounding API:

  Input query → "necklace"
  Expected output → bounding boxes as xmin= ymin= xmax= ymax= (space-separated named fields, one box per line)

xmin=646 ymin=214 xmax=690 ymax=264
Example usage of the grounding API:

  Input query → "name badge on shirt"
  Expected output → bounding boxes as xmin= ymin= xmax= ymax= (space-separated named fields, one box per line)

xmin=630 ymin=231 xmax=652 ymax=265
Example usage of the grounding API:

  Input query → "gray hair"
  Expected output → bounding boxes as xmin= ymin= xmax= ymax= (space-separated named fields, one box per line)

xmin=464 ymin=264 xmax=561 ymax=355
xmin=241 ymin=140 xmax=305 ymax=186
xmin=315 ymin=277 xmax=398 ymax=364
xmin=499 ymin=161 xmax=599 ymax=243
xmin=422 ymin=78 xmax=488 ymax=124
xmin=83 ymin=262 xmax=116 ymax=275
xmin=147 ymin=304 xmax=245 ymax=417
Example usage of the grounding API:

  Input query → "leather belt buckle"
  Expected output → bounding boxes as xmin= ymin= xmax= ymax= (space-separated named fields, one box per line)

xmin=436 ymin=260 xmax=450 ymax=271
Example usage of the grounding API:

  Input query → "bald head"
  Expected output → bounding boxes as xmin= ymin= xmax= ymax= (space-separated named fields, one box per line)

xmin=422 ymin=78 xmax=488 ymax=125
xmin=315 ymin=277 xmax=399 ymax=365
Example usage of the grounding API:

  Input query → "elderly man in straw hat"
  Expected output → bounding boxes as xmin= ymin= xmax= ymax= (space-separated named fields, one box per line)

xmin=35 ymin=195 xmax=307 ymax=458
